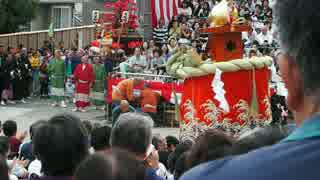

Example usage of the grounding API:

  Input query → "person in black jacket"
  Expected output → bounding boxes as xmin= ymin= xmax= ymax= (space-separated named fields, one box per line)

xmin=12 ymin=53 xmax=28 ymax=103
xmin=20 ymin=48 xmax=32 ymax=99
xmin=0 ymin=45 xmax=6 ymax=105
xmin=1 ymin=48 xmax=16 ymax=105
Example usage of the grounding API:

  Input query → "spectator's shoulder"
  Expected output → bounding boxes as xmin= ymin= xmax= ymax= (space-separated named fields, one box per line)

xmin=180 ymin=157 xmax=232 ymax=180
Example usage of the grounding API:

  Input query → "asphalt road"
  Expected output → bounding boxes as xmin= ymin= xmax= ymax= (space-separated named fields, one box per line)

xmin=0 ymin=98 xmax=179 ymax=139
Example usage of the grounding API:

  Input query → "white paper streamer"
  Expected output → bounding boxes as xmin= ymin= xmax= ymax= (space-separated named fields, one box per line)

xmin=211 ymin=68 xmax=230 ymax=112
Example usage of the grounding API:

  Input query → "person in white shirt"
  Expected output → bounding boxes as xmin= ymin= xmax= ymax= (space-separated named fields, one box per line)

xmin=256 ymin=26 xmax=273 ymax=45
xmin=179 ymin=2 xmax=193 ymax=17
xmin=128 ymin=48 xmax=147 ymax=73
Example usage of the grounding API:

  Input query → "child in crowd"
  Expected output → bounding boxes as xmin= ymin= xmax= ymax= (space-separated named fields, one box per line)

xmin=2 ymin=120 xmax=27 ymax=159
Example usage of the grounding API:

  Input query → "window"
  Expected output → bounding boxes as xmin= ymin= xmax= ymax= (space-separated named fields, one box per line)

xmin=52 ymin=6 xmax=72 ymax=29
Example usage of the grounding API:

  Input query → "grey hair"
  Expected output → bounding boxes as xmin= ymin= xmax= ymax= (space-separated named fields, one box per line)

xmin=110 ymin=113 xmax=154 ymax=155
xmin=273 ymin=0 xmax=320 ymax=95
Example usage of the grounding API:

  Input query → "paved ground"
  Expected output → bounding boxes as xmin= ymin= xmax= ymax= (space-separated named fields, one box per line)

xmin=0 ymin=98 xmax=179 ymax=138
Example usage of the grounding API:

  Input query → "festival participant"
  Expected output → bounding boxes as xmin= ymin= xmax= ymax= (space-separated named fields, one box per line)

xmin=73 ymin=55 xmax=94 ymax=112
xmin=11 ymin=53 xmax=27 ymax=103
xmin=91 ymin=56 xmax=106 ymax=110
xmin=19 ymin=48 xmax=32 ymax=100
xmin=111 ymin=78 xmax=143 ymax=106
xmin=140 ymin=83 xmax=160 ymax=123
xmin=48 ymin=50 xmax=67 ymax=108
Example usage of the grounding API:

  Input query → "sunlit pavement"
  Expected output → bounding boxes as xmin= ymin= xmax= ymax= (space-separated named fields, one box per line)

xmin=0 ymin=98 xmax=179 ymax=138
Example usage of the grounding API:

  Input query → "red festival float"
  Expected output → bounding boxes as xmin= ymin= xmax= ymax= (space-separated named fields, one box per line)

xmin=166 ymin=0 xmax=273 ymax=138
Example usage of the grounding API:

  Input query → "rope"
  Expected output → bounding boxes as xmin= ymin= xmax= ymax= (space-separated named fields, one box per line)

xmin=166 ymin=51 xmax=273 ymax=79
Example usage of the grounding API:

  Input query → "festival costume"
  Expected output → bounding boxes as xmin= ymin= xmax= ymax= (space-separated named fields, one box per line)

xmin=112 ymin=79 xmax=135 ymax=102
xmin=91 ymin=64 xmax=106 ymax=107
xmin=48 ymin=58 xmax=66 ymax=102
xmin=73 ymin=63 xmax=94 ymax=108
xmin=12 ymin=57 xmax=30 ymax=101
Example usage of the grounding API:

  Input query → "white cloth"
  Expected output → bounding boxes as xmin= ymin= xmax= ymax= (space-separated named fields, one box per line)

xmin=128 ymin=55 xmax=147 ymax=67
xmin=242 ymin=31 xmax=258 ymax=46
xmin=157 ymin=163 xmax=173 ymax=180
xmin=28 ymin=159 xmax=42 ymax=177
xmin=9 ymin=174 xmax=18 ymax=180
xmin=256 ymin=32 xmax=273 ymax=45
xmin=178 ymin=7 xmax=192 ymax=16
xmin=212 ymin=68 xmax=230 ymax=112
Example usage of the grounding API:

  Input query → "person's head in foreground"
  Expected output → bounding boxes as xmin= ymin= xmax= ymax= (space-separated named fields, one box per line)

xmin=74 ymin=148 xmax=145 ymax=180
xmin=231 ymin=126 xmax=288 ymax=155
xmin=180 ymin=1 xmax=320 ymax=180
xmin=110 ymin=112 xmax=154 ymax=160
xmin=166 ymin=136 xmax=179 ymax=153
xmin=91 ymin=126 xmax=112 ymax=155
xmin=33 ymin=113 xmax=89 ymax=177
xmin=2 ymin=120 xmax=17 ymax=138
xmin=186 ymin=129 xmax=234 ymax=169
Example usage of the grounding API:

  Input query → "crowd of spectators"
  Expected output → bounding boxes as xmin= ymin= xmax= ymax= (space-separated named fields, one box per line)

xmin=0 ymin=111 xmax=293 ymax=180
xmin=2 ymin=1 xmax=314 ymax=180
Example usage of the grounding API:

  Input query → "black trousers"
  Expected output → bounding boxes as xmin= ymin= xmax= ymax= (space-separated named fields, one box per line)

xmin=40 ymin=78 xmax=49 ymax=96
xmin=12 ymin=79 xmax=24 ymax=100
xmin=0 ymin=76 xmax=3 ymax=100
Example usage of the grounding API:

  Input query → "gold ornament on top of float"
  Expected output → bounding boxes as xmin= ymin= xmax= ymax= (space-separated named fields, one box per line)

xmin=208 ymin=0 xmax=244 ymax=27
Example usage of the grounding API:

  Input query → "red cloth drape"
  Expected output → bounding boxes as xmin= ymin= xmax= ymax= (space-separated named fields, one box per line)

xmin=181 ymin=68 xmax=271 ymax=126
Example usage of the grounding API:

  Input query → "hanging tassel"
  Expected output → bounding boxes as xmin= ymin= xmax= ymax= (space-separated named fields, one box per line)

xmin=173 ymin=90 xmax=182 ymax=125
xmin=250 ymin=68 xmax=259 ymax=119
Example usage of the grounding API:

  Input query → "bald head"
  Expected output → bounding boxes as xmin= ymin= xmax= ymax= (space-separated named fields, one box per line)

xmin=119 ymin=100 xmax=129 ymax=112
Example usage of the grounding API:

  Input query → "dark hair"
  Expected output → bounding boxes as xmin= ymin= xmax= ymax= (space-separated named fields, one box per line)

xmin=30 ymin=120 xmax=47 ymax=141
xmin=186 ymin=129 xmax=234 ymax=169
xmin=274 ymin=0 xmax=320 ymax=94
xmin=91 ymin=126 xmax=112 ymax=151
xmin=0 ymin=136 xmax=9 ymax=156
xmin=231 ymin=126 xmax=289 ymax=155
xmin=0 ymin=155 xmax=9 ymax=180
xmin=3 ymin=120 xmax=17 ymax=137
xmin=74 ymin=149 xmax=145 ymax=180
xmin=33 ymin=113 xmax=89 ymax=176
xmin=174 ymin=152 xmax=189 ymax=180
xmin=110 ymin=113 xmax=154 ymax=156
xmin=153 ymin=48 xmax=162 ymax=56
xmin=166 ymin=136 xmax=179 ymax=147
xmin=167 ymin=140 xmax=193 ymax=173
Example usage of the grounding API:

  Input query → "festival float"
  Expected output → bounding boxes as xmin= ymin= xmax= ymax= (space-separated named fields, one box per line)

xmin=166 ymin=0 xmax=273 ymax=139
xmin=90 ymin=0 xmax=143 ymax=54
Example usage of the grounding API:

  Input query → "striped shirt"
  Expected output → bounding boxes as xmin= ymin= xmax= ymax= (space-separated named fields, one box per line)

xmin=153 ymin=26 xmax=169 ymax=45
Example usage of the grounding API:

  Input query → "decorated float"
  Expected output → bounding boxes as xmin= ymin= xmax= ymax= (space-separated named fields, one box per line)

xmin=90 ymin=0 xmax=143 ymax=55
xmin=166 ymin=0 xmax=273 ymax=138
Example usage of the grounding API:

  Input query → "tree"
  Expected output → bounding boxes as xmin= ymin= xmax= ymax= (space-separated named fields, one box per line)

xmin=0 ymin=0 xmax=39 ymax=34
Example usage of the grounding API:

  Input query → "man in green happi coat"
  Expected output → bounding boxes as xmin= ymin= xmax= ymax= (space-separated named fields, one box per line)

xmin=48 ymin=50 xmax=67 ymax=107
xmin=91 ymin=56 xmax=106 ymax=110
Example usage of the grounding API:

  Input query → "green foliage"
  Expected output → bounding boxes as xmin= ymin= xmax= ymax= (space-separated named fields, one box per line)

xmin=0 ymin=0 xmax=39 ymax=34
